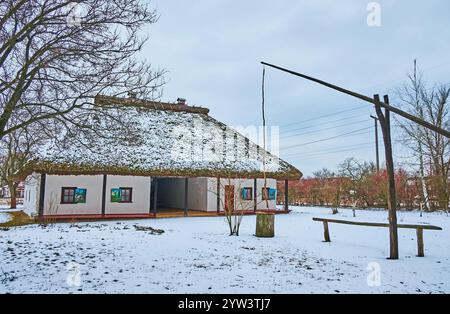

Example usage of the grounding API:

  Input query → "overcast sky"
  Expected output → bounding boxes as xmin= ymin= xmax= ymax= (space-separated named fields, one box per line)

xmin=143 ymin=0 xmax=450 ymax=176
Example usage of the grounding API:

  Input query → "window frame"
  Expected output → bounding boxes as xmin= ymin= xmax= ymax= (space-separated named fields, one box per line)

xmin=241 ymin=187 xmax=253 ymax=201
xmin=61 ymin=187 xmax=77 ymax=204
xmin=261 ymin=187 xmax=276 ymax=201
xmin=119 ymin=187 xmax=133 ymax=203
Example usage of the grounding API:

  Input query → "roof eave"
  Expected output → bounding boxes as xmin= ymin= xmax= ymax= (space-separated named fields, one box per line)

xmin=22 ymin=161 xmax=302 ymax=181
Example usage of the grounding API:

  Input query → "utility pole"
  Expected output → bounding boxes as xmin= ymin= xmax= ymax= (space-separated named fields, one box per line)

xmin=370 ymin=115 xmax=380 ymax=172
xmin=261 ymin=61 xmax=450 ymax=260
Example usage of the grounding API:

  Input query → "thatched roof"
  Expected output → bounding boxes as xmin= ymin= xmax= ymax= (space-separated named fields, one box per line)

xmin=27 ymin=96 xmax=302 ymax=180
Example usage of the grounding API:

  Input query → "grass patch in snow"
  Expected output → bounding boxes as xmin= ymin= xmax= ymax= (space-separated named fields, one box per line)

xmin=0 ymin=211 xmax=35 ymax=228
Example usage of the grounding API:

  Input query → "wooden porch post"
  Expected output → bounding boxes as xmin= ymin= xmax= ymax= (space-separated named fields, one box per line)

xmin=184 ymin=178 xmax=189 ymax=217
xmin=216 ymin=177 xmax=221 ymax=213
xmin=284 ymin=179 xmax=289 ymax=211
xmin=101 ymin=174 xmax=107 ymax=216
xmin=254 ymin=178 xmax=257 ymax=211
xmin=152 ymin=178 xmax=158 ymax=216
xmin=38 ymin=173 xmax=46 ymax=218
xmin=417 ymin=228 xmax=424 ymax=257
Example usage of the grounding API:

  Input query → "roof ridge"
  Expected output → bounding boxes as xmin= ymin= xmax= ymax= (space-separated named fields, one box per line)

xmin=95 ymin=95 xmax=210 ymax=115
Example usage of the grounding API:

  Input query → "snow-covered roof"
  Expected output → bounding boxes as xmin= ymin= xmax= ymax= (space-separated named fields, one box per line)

xmin=27 ymin=96 xmax=302 ymax=180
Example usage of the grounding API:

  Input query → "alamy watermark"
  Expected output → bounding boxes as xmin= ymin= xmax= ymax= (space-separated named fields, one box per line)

xmin=170 ymin=120 xmax=281 ymax=172
xmin=366 ymin=262 xmax=381 ymax=287
xmin=367 ymin=2 xmax=382 ymax=27
xmin=66 ymin=262 xmax=82 ymax=287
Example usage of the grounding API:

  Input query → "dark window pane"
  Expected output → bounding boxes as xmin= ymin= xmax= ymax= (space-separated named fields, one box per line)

xmin=120 ymin=188 xmax=132 ymax=202
xmin=62 ymin=188 xmax=76 ymax=203
xmin=241 ymin=188 xmax=252 ymax=200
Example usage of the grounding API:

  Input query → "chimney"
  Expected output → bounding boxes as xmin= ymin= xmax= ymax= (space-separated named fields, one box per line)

xmin=177 ymin=98 xmax=187 ymax=105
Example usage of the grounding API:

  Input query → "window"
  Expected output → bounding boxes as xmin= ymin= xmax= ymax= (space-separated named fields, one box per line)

xmin=61 ymin=187 xmax=76 ymax=204
xmin=61 ymin=187 xmax=87 ymax=204
xmin=111 ymin=188 xmax=133 ymax=203
xmin=120 ymin=188 xmax=132 ymax=203
xmin=262 ymin=188 xmax=276 ymax=201
xmin=241 ymin=188 xmax=253 ymax=201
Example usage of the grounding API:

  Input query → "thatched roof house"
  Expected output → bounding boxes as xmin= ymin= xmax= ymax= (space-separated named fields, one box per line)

xmin=23 ymin=96 xmax=302 ymax=220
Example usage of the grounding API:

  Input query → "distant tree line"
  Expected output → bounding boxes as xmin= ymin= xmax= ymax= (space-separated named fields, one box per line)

xmin=278 ymin=157 xmax=448 ymax=211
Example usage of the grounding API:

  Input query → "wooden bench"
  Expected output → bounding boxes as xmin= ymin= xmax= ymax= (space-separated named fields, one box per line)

xmin=312 ymin=217 xmax=442 ymax=257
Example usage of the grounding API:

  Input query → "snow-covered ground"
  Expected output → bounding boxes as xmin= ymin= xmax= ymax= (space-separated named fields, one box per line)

xmin=0 ymin=204 xmax=23 ymax=213
xmin=0 ymin=207 xmax=449 ymax=294
xmin=0 ymin=212 xmax=10 ymax=224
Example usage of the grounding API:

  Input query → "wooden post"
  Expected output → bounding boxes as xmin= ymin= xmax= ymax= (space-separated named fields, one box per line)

xmin=255 ymin=212 xmax=275 ymax=238
xmin=217 ymin=177 xmax=221 ymax=213
xmin=254 ymin=178 xmax=257 ymax=212
xmin=152 ymin=178 xmax=158 ymax=215
xmin=374 ymin=94 xmax=399 ymax=260
xmin=38 ymin=173 xmax=46 ymax=218
xmin=184 ymin=178 xmax=189 ymax=217
xmin=417 ymin=228 xmax=424 ymax=257
xmin=323 ymin=221 xmax=331 ymax=242
xmin=101 ymin=174 xmax=107 ymax=216
xmin=284 ymin=180 xmax=289 ymax=211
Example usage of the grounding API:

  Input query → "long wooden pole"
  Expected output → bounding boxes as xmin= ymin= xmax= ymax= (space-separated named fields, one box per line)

xmin=261 ymin=62 xmax=450 ymax=138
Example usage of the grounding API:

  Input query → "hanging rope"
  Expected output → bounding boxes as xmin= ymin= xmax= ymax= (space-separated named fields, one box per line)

xmin=261 ymin=66 xmax=269 ymax=209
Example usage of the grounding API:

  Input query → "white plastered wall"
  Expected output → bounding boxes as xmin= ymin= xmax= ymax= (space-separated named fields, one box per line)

xmin=23 ymin=173 xmax=40 ymax=216
xmin=43 ymin=175 xmax=103 ymax=215
xmin=104 ymin=175 xmax=151 ymax=215
xmin=206 ymin=178 xmax=277 ymax=212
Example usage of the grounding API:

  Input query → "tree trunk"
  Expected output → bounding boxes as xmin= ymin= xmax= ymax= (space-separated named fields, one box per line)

xmin=418 ymin=142 xmax=430 ymax=211
xmin=9 ymin=182 xmax=18 ymax=209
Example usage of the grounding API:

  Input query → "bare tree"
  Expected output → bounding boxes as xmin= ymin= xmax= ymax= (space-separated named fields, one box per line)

xmin=396 ymin=62 xmax=450 ymax=211
xmin=0 ymin=124 xmax=45 ymax=208
xmin=0 ymin=0 xmax=165 ymax=140
xmin=338 ymin=158 xmax=377 ymax=208
xmin=311 ymin=168 xmax=334 ymax=206
xmin=211 ymin=178 xmax=271 ymax=237
xmin=219 ymin=179 xmax=247 ymax=237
